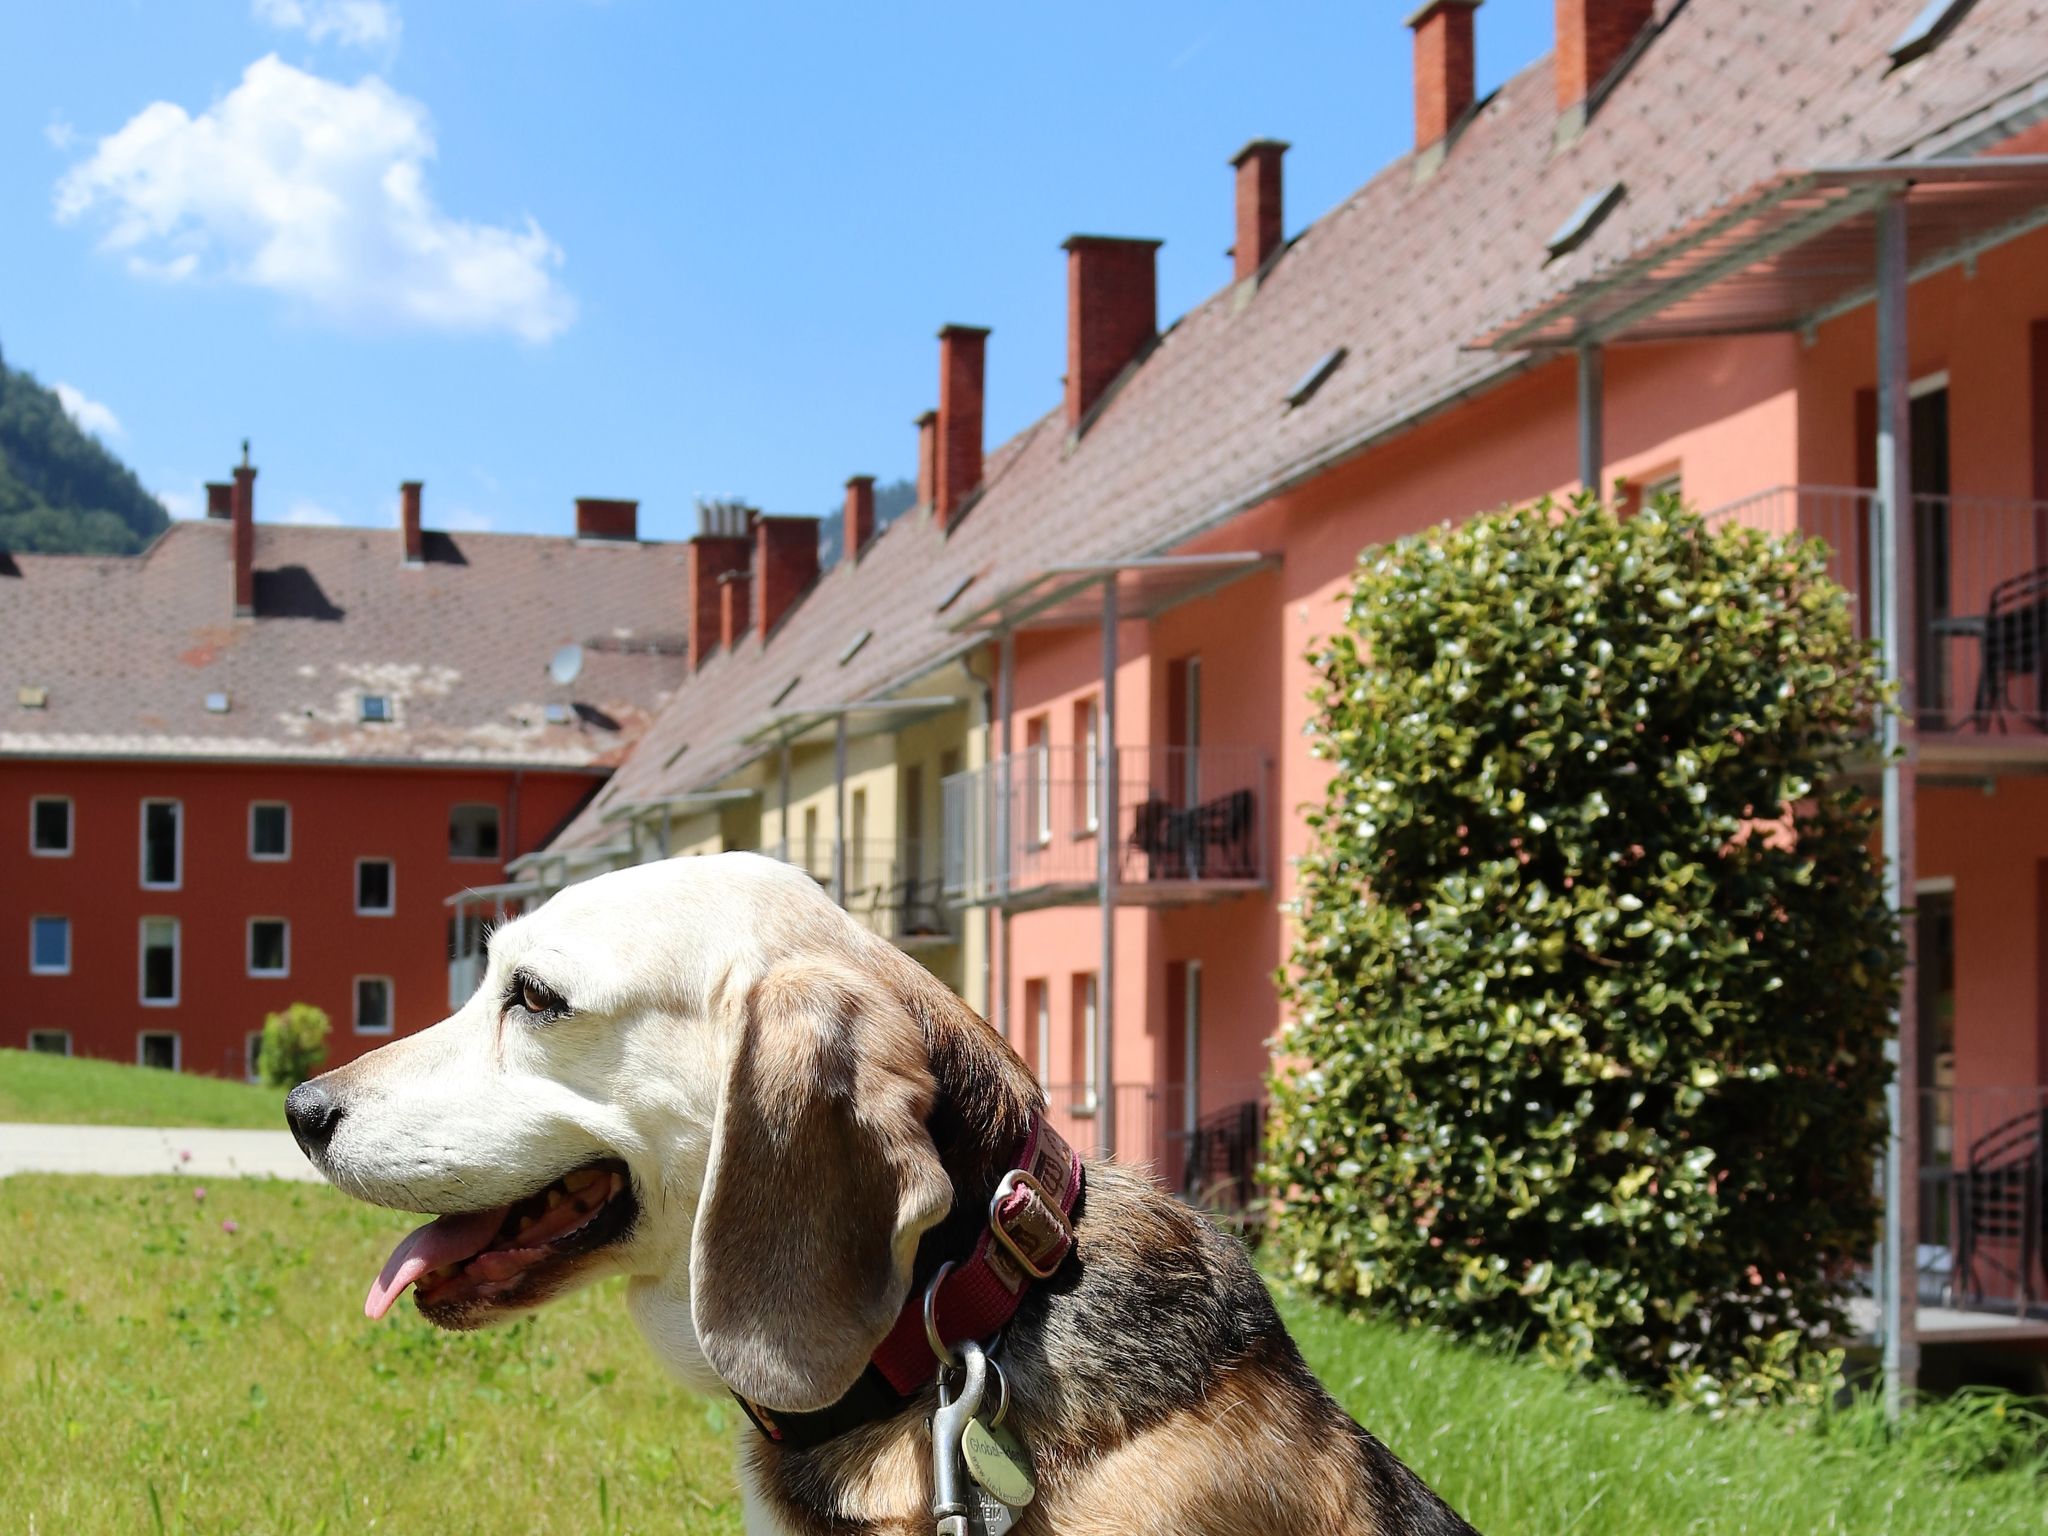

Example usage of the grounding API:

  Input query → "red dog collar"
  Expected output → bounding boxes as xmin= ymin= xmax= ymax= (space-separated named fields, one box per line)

xmin=737 ymin=1112 xmax=1083 ymax=1446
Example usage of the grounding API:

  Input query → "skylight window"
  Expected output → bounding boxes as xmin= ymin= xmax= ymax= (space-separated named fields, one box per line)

xmin=936 ymin=574 xmax=975 ymax=613
xmin=543 ymin=702 xmax=574 ymax=725
xmin=1546 ymin=183 xmax=1626 ymax=262
xmin=1890 ymin=0 xmax=1976 ymax=68
xmin=359 ymin=694 xmax=393 ymax=723
xmin=839 ymin=630 xmax=872 ymax=666
xmin=18 ymin=686 xmax=48 ymax=710
xmin=205 ymin=691 xmax=231 ymax=714
xmin=1284 ymin=347 xmax=1348 ymax=409
xmin=771 ymin=676 xmax=801 ymax=707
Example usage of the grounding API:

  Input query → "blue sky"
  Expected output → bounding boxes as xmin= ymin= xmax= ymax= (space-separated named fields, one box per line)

xmin=0 ymin=1 xmax=1555 ymax=539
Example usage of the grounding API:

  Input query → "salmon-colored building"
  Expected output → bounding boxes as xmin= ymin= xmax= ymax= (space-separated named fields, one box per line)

xmin=1 ymin=464 xmax=687 ymax=1076
xmin=525 ymin=1 xmax=2048 ymax=1390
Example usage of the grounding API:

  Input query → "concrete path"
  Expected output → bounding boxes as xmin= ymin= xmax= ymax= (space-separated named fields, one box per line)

xmin=0 ymin=1123 xmax=321 ymax=1181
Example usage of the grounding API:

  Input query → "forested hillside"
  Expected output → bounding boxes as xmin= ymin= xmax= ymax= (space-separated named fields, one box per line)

xmin=0 ymin=346 xmax=168 ymax=555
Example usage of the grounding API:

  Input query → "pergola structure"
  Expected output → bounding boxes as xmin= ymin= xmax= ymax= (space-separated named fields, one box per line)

xmin=1474 ymin=154 xmax=2048 ymax=1408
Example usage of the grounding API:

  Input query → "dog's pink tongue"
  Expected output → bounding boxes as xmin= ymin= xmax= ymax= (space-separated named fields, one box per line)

xmin=365 ymin=1207 xmax=507 ymax=1320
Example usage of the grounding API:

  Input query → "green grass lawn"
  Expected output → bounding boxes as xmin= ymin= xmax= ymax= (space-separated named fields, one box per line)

xmin=3 ymin=1174 xmax=2043 ymax=1534
xmin=0 ymin=1049 xmax=285 ymax=1128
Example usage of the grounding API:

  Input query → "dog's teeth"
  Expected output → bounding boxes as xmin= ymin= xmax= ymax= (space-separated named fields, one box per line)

xmin=546 ymin=1189 xmax=566 ymax=1210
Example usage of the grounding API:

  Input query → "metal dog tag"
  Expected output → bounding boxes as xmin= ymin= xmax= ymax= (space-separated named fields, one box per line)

xmin=970 ymin=1482 xmax=1018 ymax=1536
xmin=963 ymin=1417 xmax=1036 ymax=1508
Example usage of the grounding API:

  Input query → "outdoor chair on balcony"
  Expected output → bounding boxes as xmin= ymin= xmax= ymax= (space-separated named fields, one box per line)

xmin=1937 ymin=567 xmax=2048 ymax=731
xmin=1950 ymin=1105 xmax=2045 ymax=1316
xmin=1129 ymin=788 xmax=1257 ymax=882
xmin=1175 ymin=1099 xmax=1265 ymax=1213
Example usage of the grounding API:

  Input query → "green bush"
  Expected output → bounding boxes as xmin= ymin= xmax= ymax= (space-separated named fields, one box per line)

xmin=257 ymin=1003 xmax=331 ymax=1088
xmin=1269 ymin=496 xmax=1900 ymax=1411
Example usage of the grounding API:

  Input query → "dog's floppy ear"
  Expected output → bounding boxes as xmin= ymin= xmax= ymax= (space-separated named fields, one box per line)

xmin=690 ymin=955 xmax=953 ymax=1412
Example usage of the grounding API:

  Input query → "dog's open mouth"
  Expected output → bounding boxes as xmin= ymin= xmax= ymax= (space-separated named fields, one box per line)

xmin=364 ymin=1159 xmax=637 ymax=1325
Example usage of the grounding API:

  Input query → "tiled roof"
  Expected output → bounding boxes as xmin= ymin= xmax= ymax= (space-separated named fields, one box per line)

xmin=546 ymin=0 xmax=2048 ymax=848
xmin=1 ymin=519 xmax=688 ymax=768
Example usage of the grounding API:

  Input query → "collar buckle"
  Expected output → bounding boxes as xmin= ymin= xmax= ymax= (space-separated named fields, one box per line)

xmin=988 ymin=1166 xmax=1072 ymax=1281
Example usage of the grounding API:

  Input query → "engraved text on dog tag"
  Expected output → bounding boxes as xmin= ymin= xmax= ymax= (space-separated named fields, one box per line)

xmin=963 ymin=1417 xmax=1036 ymax=1508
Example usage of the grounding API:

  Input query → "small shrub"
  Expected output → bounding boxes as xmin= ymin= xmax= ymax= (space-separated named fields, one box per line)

xmin=256 ymin=1003 xmax=330 ymax=1088
xmin=1269 ymin=496 xmax=1900 ymax=1411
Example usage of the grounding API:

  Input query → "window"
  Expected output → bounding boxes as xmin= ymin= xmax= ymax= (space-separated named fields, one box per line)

xmin=30 ymin=796 xmax=72 ymax=856
xmin=849 ymin=788 xmax=868 ymax=890
xmin=448 ymin=803 xmax=501 ymax=861
xmin=354 ymin=976 xmax=394 ymax=1035
xmin=28 ymin=1030 xmax=71 ymax=1056
xmin=1074 ymin=697 xmax=1100 ymax=834
xmin=248 ymin=918 xmax=289 ymax=977
xmin=359 ymin=694 xmax=393 ymax=723
xmin=140 ymin=918 xmax=179 ymax=1005
xmin=356 ymin=858 xmax=396 ymax=915
xmin=138 ymin=1031 xmax=179 ymax=1070
xmin=802 ymin=805 xmax=820 ymax=876
xmin=245 ymin=1031 xmax=264 ymax=1082
xmin=1025 ymin=715 xmax=1051 ymax=847
xmin=1022 ymin=978 xmax=1050 ymax=1086
xmin=1072 ymin=973 xmax=1100 ymax=1111
xmin=250 ymin=802 xmax=290 ymax=860
xmin=141 ymin=799 xmax=182 ymax=888
xmin=30 ymin=916 xmax=70 ymax=975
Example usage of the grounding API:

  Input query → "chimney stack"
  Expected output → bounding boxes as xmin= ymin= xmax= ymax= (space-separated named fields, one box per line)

xmin=935 ymin=325 xmax=988 ymax=528
xmin=1556 ymin=0 xmax=1654 ymax=118
xmin=575 ymin=497 xmax=638 ymax=541
xmin=687 ymin=531 xmax=751 ymax=668
xmin=753 ymin=513 xmax=821 ymax=640
xmin=1230 ymin=140 xmax=1288 ymax=283
xmin=400 ymin=480 xmax=424 ymax=564
xmin=1063 ymin=236 xmax=1160 ymax=430
xmin=915 ymin=411 xmax=938 ymax=515
xmin=231 ymin=444 xmax=256 ymax=618
xmin=1410 ymin=3 xmax=1479 ymax=151
xmin=845 ymin=475 xmax=876 ymax=561
xmin=205 ymin=482 xmax=233 ymax=520
xmin=718 ymin=569 xmax=750 ymax=652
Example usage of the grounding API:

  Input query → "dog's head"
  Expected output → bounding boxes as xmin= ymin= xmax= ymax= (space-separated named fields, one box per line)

xmin=288 ymin=852 xmax=960 ymax=1412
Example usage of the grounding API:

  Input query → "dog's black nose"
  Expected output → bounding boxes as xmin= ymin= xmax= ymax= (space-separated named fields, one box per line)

xmin=285 ymin=1079 xmax=345 ymax=1157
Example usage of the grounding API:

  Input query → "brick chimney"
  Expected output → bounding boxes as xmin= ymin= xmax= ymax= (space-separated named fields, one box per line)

xmin=231 ymin=446 xmax=256 ymax=618
xmin=935 ymin=325 xmax=988 ymax=528
xmin=400 ymin=480 xmax=424 ymax=564
xmin=1556 ymin=0 xmax=1654 ymax=117
xmin=1064 ymin=236 xmax=1160 ymax=430
xmin=719 ymin=569 xmax=750 ymax=651
xmin=1230 ymin=140 xmax=1288 ymax=283
xmin=1410 ymin=2 xmax=1479 ymax=151
xmin=575 ymin=497 xmax=638 ymax=541
xmin=205 ymin=482 xmax=233 ymax=520
xmin=845 ymin=475 xmax=876 ymax=561
xmin=687 ymin=533 xmax=750 ymax=668
xmin=915 ymin=410 xmax=938 ymax=514
xmin=754 ymin=514 xmax=821 ymax=640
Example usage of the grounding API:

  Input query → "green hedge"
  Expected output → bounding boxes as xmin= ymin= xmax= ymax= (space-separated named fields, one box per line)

xmin=1269 ymin=497 xmax=1900 ymax=1410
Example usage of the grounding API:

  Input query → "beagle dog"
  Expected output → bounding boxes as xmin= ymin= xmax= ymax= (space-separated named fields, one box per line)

xmin=288 ymin=853 xmax=1477 ymax=1535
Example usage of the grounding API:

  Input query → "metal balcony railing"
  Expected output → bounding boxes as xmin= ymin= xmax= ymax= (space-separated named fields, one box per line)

xmin=942 ymin=745 xmax=1268 ymax=908
xmin=1705 ymin=486 xmax=2048 ymax=737
xmin=768 ymin=838 xmax=957 ymax=947
xmin=1908 ymin=1083 xmax=2048 ymax=1320
xmin=1038 ymin=1079 xmax=1268 ymax=1210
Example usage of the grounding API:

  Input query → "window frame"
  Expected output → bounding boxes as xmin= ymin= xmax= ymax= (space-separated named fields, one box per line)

xmin=30 ymin=796 xmax=74 ymax=857
xmin=447 ymin=803 xmax=503 ymax=863
xmin=139 ymin=798 xmax=184 ymax=891
xmin=29 ymin=915 xmax=71 ymax=976
xmin=248 ymin=801 xmax=292 ymax=862
xmin=1025 ymin=715 xmax=1052 ymax=848
xmin=1073 ymin=972 xmax=1101 ymax=1113
xmin=1022 ymin=977 xmax=1050 ymax=1086
xmin=246 ymin=917 xmax=290 ymax=979
xmin=27 ymin=1029 xmax=72 ymax=1056
xmin=137 ymin=1030 xmax=181 ymax=1071
xmin=139 ymin=916 xmax=180 ymax=1006
xmin=359 ymin=693 xmax=393 ymax=724
xmin=355 ymin=857 xmax=397 ymax=916
xmin=1074 ymin=697 xmax=1100 ymax=836
xmin=353 ymin=975 xmax=395 ymax=1037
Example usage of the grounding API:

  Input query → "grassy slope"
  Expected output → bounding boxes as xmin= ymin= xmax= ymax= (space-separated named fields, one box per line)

xmin=0 ymin=1049 xmax=285 ymax=1128
xmin=1 ymin=1175 xmax=2041 ymax=1535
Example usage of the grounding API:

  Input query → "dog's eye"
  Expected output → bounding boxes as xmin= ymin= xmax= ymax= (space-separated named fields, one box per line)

xmin=510 ymin=972 xmax=570 ymax=1021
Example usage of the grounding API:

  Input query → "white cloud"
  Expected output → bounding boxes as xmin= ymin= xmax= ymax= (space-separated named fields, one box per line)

xmin=45 ymin=118 xmax=77 ymax=152
xmin=158 ymin=485 xmax=203 ymax=520
xmin=253 ymin=0 xmax=401 ymax=49
xmin=53 ymin=382 xmax=123 ymax=439
xmin=54 ymin=56 xmax=575 ymax=343
xmin=442 ymin=505 xmax=494 ymax=532
xmin=282 ymin=499 xmax=343 ymax=525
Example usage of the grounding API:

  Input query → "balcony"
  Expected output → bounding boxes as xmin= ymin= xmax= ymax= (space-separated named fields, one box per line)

xmin=770 ymin=838 xmax=957 ymax=949
xmin=942 ymin=745 xmax=1269 ymax=910
xmin=1706 ymin=487 xmax=2048 ymax=756
xmin=1039 ymin=1079 xmax=1268 ymax=1212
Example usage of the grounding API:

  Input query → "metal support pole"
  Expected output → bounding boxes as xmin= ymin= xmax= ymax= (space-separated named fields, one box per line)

xmin=1097 ymin=579 xmax=1120 ymax=1161
xmin=996 ymin=633 xmax=1015 ymax=1040
xmin=1577 ymin=342 xmax=1604 ymax=496
xmin=778 ymin=744 xmax=792 ymax=860
xmin=1875 ymin=192 xmax=1920 ymax=1416
xmin=833 ymin=715 xmax=849 ymax=904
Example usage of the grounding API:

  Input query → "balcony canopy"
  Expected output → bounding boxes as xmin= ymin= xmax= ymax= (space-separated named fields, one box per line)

xmin=1470 ymin=156 xmax=2048 ymax=352
xmin=598 ymin=787 xmax=757 ymax=825
xmin=948 ymin=552 xmax=1276 ymax=636
xmin=741 ymin=695 xmax=962 ymax=749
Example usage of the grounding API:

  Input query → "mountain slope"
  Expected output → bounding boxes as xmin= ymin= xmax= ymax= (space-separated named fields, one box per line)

xmin=0 ymin=346 xmax=168 ymax=555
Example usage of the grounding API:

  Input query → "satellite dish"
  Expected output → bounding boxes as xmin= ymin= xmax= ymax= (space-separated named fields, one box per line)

xmin=548 ymin=643 xmax=584 ymax=687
